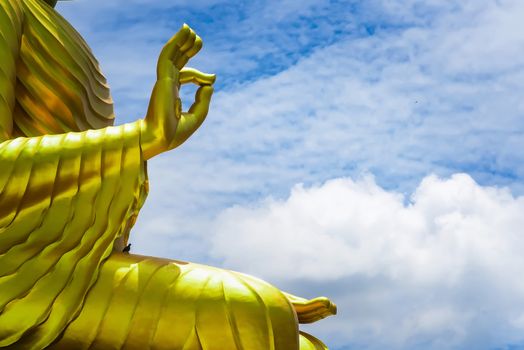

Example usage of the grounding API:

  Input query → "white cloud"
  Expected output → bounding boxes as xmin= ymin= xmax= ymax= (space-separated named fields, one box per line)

xmin=210 ymin=173 xmax=524 ymax=349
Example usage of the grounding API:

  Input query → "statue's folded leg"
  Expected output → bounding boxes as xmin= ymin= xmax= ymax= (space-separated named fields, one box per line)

xmin=48 ymin=253 xmax=304 ymax=350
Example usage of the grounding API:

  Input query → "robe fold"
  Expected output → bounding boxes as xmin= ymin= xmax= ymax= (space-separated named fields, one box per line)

xmin=1 ymin=0 xmax=148 ymax=347
xmin=0 ymin=123 xmax=147 ymax=348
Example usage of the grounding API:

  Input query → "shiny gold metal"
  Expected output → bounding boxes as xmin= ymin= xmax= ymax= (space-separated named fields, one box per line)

xmin=0 ymin=0 xmax=336 ymax=349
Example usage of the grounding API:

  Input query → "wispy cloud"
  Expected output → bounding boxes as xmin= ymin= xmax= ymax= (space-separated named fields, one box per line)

xmin=130 ymin=0 xmax=524 ymax=256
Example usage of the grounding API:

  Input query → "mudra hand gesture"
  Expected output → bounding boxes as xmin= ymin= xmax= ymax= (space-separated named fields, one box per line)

xmin=141 ymin=24 xmax=215 ymax=160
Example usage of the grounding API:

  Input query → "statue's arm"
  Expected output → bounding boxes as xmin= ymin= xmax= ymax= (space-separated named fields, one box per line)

xmin=0 ymin=0 xmax=24 ymax=141
xmin=2 ymin=1 xmax=214 ymax=162
xmin=0 ymin=9 xmax=144 ymax=198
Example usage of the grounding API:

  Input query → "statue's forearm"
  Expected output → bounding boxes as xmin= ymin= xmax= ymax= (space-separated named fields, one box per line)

xmin=0 ymin=121 xmax=145 ymax=162
xmin=140 ymin=78 xmax=180 ymax=161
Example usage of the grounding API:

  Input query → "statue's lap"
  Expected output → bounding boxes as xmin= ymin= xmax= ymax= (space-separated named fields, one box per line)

xmin=49 ymin=253 xmax=300 ymax=350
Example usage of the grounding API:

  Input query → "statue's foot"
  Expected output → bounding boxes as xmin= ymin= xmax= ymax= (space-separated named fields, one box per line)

xmin=284 ymin=292 xmax=337 ymax=324
xmin=48 ymin=253 xmax=333 ymax=350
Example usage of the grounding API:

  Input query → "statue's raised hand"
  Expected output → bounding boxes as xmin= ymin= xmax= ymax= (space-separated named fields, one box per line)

xmin=141 ymin=24 xmax=215 ymax=160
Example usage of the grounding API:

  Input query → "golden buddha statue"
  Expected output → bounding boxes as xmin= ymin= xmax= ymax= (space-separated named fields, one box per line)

xmin=0 ymin=0 xmax=336 ymax=349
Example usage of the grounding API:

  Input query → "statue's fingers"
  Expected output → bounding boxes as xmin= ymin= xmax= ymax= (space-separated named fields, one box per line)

xmin=175 ymin=36 xmax=202 ymax=68
xmin=159 ymin=24 xmax=190 ymax=62
xmin=187 ymin=36 xmax=203 ymax=59
xmin=174 ymin=34 xmax=200 ymax=69
xmin=177 ymin=30 xmax=196 ymax=57
xmin=179 ymin=68 xmax=215 ymax=86
xmin=169 ymin=86 xmax=214 ymax=149
xmin=157 ymin=25 xmax=191 ymax=78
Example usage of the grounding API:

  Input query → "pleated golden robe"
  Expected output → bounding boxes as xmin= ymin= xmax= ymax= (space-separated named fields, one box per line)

xmin=0 ymin=0 xmax=334 ymax=349
xmin=1 ymin=0 xmax=148 ymax=347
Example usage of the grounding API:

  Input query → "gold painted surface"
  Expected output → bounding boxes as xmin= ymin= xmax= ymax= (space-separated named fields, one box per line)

xmin=48 ymin=254 xmax=299 ymax=349
xmin=0 ymin=0 xmax=336 ymax=349
xmin=299 ymin=332 xmax=329 ymax=350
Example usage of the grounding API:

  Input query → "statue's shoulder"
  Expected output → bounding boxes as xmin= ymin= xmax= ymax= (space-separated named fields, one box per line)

xmin=10 ymin=0 xmax=116 ymax=136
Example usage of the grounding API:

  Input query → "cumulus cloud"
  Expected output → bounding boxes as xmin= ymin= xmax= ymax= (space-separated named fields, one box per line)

xmin=210 ymin=174 xmax=524 ymax=349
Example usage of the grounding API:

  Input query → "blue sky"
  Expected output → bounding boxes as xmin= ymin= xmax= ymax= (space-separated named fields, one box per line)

xmin=58 ymin=1 xmax=524 ymax=349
